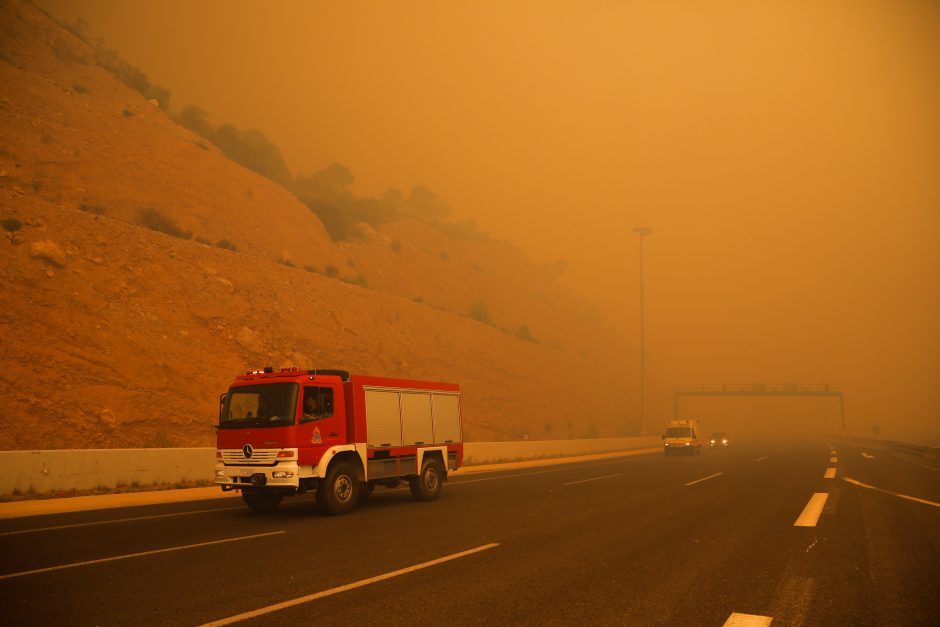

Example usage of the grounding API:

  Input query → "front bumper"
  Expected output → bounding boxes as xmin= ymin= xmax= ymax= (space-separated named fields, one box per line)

xmin=214 ymin=460 xmax=301 ymax=489
xmin=664 ymin=443 xmax=696 ymax=454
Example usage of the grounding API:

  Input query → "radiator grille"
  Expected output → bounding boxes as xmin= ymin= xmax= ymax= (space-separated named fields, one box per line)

xmin=221 ymin=449 xmax=278 ymax=465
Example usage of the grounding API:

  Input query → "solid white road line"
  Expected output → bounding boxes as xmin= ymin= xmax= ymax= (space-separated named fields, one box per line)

xmin=843 ymin=477 xmax=940 ymax=508
xmin=0 ymin=531 xmax=285 ymax=580
xmin=830 ymin=457 xmax=838 ymax=463
xmin=0 ymin=506 xmax=246 ymax=537
xmin=861 ymin=452 xmax=874 ymax=459
xmin=754 ymin=456 xmax=769 ymax=462
xmin=794 ymin=493 xmax=829 ymax=527
xmin=685 ymin=472 xmax=723 ymax=486
xmin=723 ymin=612 xmax=773 ymax=626
xmin=824 ymin=468 xmax=836 ymax=479
xmin=199 ymin=543 xmax=501 ymax=626
xmin=563 ymin=473 xmax=623 ymax=486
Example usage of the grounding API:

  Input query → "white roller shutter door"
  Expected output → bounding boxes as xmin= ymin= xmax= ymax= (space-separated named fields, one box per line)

xmin=365 ymin=389 xmax=402 ymax=447
xmin=432 ymin=394 xmax=461 ymax=443
xmin=401 ymin=392 xmax=434 ymax=445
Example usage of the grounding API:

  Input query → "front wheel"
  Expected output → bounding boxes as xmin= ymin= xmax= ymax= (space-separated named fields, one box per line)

xmin=410 ymin=458 xmax=444 ymax=502
xmin=319 ymin=461 xmax=359 ymax=516
xmin=242 ymin=490 xmax=282 ymax=513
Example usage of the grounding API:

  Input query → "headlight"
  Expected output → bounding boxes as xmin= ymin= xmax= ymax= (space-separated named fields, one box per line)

xmin=215 ymin=469 xmax=226 ymax=477
xmin=684 ymin=442 xmax=690 ymax=446
xmin=722 ymin=439 xmax=728 ymax=444
xmin=272 ymin=471 xmax=294 ymax=479
xmin=710 ymin=440 xmax=716 ymax=444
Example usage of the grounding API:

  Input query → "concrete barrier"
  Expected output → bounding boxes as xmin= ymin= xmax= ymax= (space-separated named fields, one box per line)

xmin=462 ymin=436 xmax=661 ymax=465
xmin=0 ymin=437 xmax=662 ymax=497
xmin=0 ymin=448 xmax=216 ymax=497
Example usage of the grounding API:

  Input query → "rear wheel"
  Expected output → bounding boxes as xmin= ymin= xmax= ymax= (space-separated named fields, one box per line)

xmin=410 ymin=458 xmax=444 ymax=502
xmin=319 ymin=461 xmax=359 ymax=515
xmin=242 ymin=490 xmax=282 ymax=513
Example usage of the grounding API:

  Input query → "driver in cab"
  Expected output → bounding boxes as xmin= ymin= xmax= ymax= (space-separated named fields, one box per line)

xmin=303 ymin=390 xmax=329 ymax=421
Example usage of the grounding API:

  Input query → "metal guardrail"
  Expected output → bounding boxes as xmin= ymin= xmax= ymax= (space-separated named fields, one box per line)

xmin=887 ymin=440 xmax=940 ymax=462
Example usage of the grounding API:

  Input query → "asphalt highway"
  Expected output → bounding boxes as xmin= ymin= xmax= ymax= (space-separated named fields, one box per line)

xmin=1 ymin=436 xmax=937 ymax=626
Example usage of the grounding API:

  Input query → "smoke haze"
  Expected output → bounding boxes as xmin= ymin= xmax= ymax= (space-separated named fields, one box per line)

xmin=36 ymin=0 xmax=940 ymax=440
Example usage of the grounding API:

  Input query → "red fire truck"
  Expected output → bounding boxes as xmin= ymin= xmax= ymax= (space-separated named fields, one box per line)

xmin=215 ymin=367 xmax=463 ymax=515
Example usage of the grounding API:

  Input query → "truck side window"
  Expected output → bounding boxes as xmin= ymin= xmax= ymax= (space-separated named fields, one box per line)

xmin=302 ymin=387 xmax=334 ymax=422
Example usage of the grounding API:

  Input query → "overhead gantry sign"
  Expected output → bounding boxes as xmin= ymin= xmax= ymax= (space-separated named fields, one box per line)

xmin=673 ymin=383 xmax=845 ymax=430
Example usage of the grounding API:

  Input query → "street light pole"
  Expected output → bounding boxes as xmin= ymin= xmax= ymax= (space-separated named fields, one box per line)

xmin=633 ymin=227 xmax=652 ymax=436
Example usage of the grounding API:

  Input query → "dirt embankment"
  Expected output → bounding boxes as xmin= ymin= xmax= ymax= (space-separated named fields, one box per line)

xmin=0 ymin=0 xmax=637 ymax=450
xmin=0 ymin=197 xmax=633 ymax=449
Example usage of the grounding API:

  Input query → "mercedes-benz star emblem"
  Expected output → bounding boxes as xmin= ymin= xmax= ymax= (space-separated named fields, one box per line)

xmin=242 ymin=444 xmax=253 ymax=458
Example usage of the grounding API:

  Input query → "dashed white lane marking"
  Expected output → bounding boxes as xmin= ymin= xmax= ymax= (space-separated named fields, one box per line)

xmin=685 ymin=472 xmax=723 ymax=486
xmin=843 ymin=477 xmax=940 ymax=508
xmin=723 ymin=612 xmax=773 ymax=626
xmin=829 ymin=457 xmax=837 ymax=463
xmin=0 ymin=506 xmax=246 ymax=537
xmin=794 ymin=493 xmax=829 ymax=527
xmin=830 ymin=449 xmax=837 ymax=455
xmin=563 ymin=473 xmax=623 ymax=486
xmin=199 ymin=543 xmax=500 ymax=626
xmin=824 ymin=468 xmax=837 ymax=479
xmin=0 ymin=531 xmax=285 ymax=580
xmin=754 ymin=456 xmax=769 ymax=462
xmin=861 ymin=452 xmax=875 ymax=460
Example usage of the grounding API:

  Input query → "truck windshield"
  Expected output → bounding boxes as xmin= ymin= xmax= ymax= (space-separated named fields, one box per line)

xmin=220 ymin=383 xmax=298 ymax=429
xmin=665 ymin=427 xmax=692 ymax=438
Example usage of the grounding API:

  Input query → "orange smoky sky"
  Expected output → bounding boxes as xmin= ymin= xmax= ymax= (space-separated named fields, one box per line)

xmin=36 ymin=0 xmax=940 ymax=439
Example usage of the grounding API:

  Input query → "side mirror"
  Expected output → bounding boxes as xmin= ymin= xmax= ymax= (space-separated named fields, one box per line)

xmin=218 ymin=392 xmax=229 ymax=422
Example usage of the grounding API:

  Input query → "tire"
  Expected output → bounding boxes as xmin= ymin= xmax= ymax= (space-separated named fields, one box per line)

xmin=242 ymin=490 xmax=282 ymax=513
xmin=410 ymin=458 xmax=444 ymax=502
xmin=319 ymin=461 xmax=359 ymax=515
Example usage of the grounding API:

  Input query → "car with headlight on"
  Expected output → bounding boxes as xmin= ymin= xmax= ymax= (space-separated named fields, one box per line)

xmin=709 ymin=432 xmax=730 ymax=448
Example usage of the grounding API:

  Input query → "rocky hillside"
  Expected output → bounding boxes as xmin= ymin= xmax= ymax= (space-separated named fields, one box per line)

xmin=0 ymin=0 xmax=637 ymax=449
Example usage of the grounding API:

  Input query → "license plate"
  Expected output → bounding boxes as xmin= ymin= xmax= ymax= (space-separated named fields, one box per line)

xmin=239 ymin=468 xmax=254 ymax=477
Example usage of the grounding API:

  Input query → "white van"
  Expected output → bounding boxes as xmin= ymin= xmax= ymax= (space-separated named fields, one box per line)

xmin=662 ymin=419 xmax=702 ymax=456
